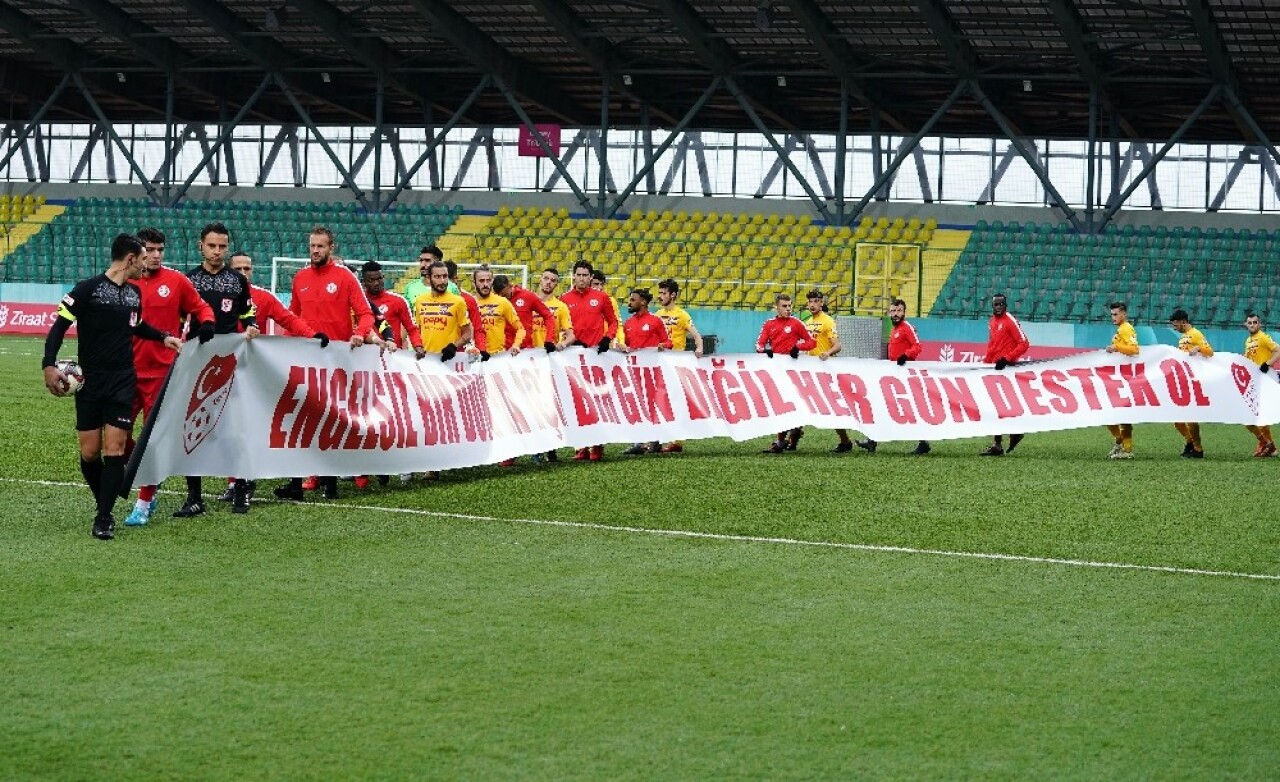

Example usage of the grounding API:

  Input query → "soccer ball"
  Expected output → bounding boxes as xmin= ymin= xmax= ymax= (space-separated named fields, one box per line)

xmin=56 ymin=359 xmax=84 ymax=394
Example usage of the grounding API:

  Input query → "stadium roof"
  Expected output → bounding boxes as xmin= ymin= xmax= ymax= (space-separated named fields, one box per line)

xmin=1 ymin=0 xmax=1278 ymax=144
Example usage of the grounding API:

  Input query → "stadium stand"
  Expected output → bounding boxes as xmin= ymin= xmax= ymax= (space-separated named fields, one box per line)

xmin=930 ymin=220 xmax=1280 ymax=328
xmin=450 ymin=207 xmax=938 ymax=312
xmin=0 ymin=198 xmax=462 ymax=288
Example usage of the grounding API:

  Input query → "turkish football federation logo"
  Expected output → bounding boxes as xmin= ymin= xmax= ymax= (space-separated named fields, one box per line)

xmin=183 ymin=353 xmax=238 ymax=454
xmin=1231 ymin=361 xmax=1260 ymax=417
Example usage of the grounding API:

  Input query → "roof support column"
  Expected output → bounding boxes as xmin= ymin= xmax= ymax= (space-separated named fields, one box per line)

xmin=0 ymin=73 xmax=70 ymax=178
xmin=495 ymin=76 xmax=593 ymax=216
xmin=72 ymin=74 xmax=161 ymax=204
xmin=169 ymin=74 xmax=273 ymax=206
xmin=384 ymin=76 xmax=490 ymax=208
xmin=275 ymin=74 xmax=373 ymax=212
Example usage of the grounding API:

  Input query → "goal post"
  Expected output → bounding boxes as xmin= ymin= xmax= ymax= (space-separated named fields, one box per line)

xmin=269 ymin=258 xmax=529 ymax=301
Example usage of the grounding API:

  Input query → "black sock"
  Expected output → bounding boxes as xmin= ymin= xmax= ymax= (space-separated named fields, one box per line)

xmin=993 ymin=435 xmax=1004 ymax=446
xmin=186 ymin=475 xmax=203 ymax=503
xmin=287 ymin=477 xmax=302 ymax=490
xmin=80 ymin=457 xmax=103 ymax=503
xmin=97 ymin=455 xmax=125 ymax=519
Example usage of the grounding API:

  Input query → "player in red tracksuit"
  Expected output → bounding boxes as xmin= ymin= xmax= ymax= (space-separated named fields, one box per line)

xmin=980 ymin=293 xmax=1031 ymax=456
xmin=274 ymin=226 xmax=378 ymax=502
xmin=228 ymin=252 xmax=317 ymax=338
xmin=494 ymin=275 xmax=556 ymax=351
xmin=857 ymin=298 xmax=931 ymax=456
xmin=362 ymin=260 xmax=423 ymax=357
xmin=560 ymin=260 xmax=622 ymax=461
xmin=620 ymin=288 xmax=672 ymax=455
xmin=757 ymin=293 xmax=817 ymax=454
xmin=122 ymin=227 xmax=216 ymax=528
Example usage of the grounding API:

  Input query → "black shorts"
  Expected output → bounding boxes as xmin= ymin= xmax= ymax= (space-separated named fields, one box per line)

xmin=76 ymin=367 xmax=136 ymax=432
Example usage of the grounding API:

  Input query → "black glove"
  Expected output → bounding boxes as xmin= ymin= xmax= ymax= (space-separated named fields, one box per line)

xmin=572 ymin=340 xmax=586 ymax=348
xmin=1262 ymin=362 xmax=1271 ymax=374
xmin=597 ymin=337 xmax=611 ymax=354
xmin=896 ymin=355 xmax=908 ymax=366
xmin=764 ymin=348 xmax=774 ymax=358
xmin=479 ymin=350 xmax=491 ymax=362
xmin=313 ymin=332 xmax=330 ymax=348
xmin=789 ymin=347 xmax=800 ymax=359
xmin=441 ymin=343 xmax=457 ymax=362
xmin=994 ymin=358 xmax=1009 ymax=370
xmin=544 ymin=341 xmax=557 ymax=354
xmin=197 ymin=321 xmax=215 ymax=344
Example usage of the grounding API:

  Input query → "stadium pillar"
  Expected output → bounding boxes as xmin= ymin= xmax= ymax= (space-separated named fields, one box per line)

xmin=724 ymin=77 xmax=832 ymax=224
xmin=1100 ymin=85 xmax=1223 ymax=228
xmin=1085 ymin=84 xmax=1098 ymax=233
xmin=0 ymin=73 xmax=69 ymax=178
xmin=597 ymin=78 xmax=609 ymax=217
xmin=71 ymin=73 xmax=161 ymax=205
xmin=373 ymin=75 xmax=385 ymax=212
xmin=162 ymin=74 xmax=176 ymax=204
xmin=969 ymin=81 xmax=1085 ymax=233
xmin=169 ymin=73 xmax=273 ymax=207
xmin=1224 ymin=88 xmax=1280 ymax=172
xmin=496 ymin=76 xmax=595 ymax=216
xmin=606 ymin=78 xmax=721 ymax=218
xmin=384 ymin=76 xmax=490 ymax=208
xmin=275 ymin=74 xmax=374 ymax=212
xmin=834 ymin=80 xmax=849 ymax=225
xmin=849 ymin=81 xmax=967 ymax=225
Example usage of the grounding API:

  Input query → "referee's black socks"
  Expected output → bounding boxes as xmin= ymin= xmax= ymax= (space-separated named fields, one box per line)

xmin=80 ymin=457 xmax=103 ymax=503
xmin=97 ymin=455 xmax=125 ymax=519
xmin=186 ymin=475 xmax=203 ymax=503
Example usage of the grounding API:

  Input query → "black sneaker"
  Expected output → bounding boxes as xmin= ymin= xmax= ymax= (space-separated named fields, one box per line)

xmin=172 ymin=499 xmax=206 ymax=518
xmin=832 ymin=442 xmax=853 ymax=453
xmin=322 ymin=478 xmax=339 ymax=500
xmin=762 ymin=441 xmax=785 ymax=454
xmin=855 ymin=439 xmax=877 ymax=453
xmin=1181 ymin=440 xmax=1194 ymax=456
xmin=376 ymin=475 xmax=390 ymax=486
xmin=911 ymin=442 xmax=932 ymax=455
xmin=91 ymin=516 xmax=115 ymax=540
xmin=215 ymin=484 xmax=235 ymax=502
xmin=245 ymin=480 xmax=257 ymax=502
xmin=231 ymin=480 xmax=249 ymax=514
xmin=1183 ymin=448 xmax=1205 ymax=459
xmin=1007 ymin=434 xmax=1025 ymax=453
xmin=273 ymin=483 xmax=305 ymax=501
xmin=622 ymin=444 xmax=650 ymax=455
xmin=546 ymin=450 xmax=559 ymax=462
xmin=979 ymin=444 xmax=1005 ymax=456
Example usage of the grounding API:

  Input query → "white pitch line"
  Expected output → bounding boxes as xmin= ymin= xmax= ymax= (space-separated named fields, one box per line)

xmin=7 ymin=476 xmax=1280 ymax=582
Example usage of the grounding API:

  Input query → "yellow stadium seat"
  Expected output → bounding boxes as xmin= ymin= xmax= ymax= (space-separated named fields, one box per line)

xmin=891 ymin=217 xmax=905 ymax=230
xmin=924 ymin=217 xmax=938 ymax=230
xmin=556 ymin=207 xmax=569 ymax=220
xmin=908 ymin=217 xmax=922 ymax=230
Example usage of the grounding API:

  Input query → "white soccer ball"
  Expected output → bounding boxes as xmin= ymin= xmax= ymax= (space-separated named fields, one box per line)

xmin=56 ymin=359 xmax=84 ymax=394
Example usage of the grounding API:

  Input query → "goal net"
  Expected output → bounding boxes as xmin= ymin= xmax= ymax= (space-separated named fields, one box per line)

xmin=269 ymin=258 xmax=529 ymax=302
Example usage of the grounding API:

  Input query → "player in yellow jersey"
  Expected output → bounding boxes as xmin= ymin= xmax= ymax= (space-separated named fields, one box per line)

xmin=1170 ymin=308 xmax=1213 ymax=458
xmin=654 ymin=279 xmax=705 ymax=454
xmin=785 ymin=290 xmax=850 ymax=452
xmin=531 ymin=269 xmax=575 ymax=349
xmin=1103 ymin=301 xmax=1140 ymax=459
xmin=472 ymin=265 xmax=525 ymax=356
xmin=1242 ymin=312 xmax=1278 ymax=456
xmin=591 ymin=270 xmax=625 ymax=342
xmin=415 ymin=260 xmax=472 ymax=359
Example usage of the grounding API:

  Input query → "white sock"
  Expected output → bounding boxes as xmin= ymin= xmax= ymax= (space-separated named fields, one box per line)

xmin=134 ymin=499 xmax=149 ymax=511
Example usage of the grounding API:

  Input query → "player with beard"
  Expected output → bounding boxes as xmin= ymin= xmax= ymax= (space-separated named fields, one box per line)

xmin=530 ymin=268 xmax=575 ymax=351
xmin=415 ymin=260 xmax=473 ymax=357
xmin=172 ymin=223 xmax=261 ymax=517
xmin=472 ymin=265 xmax=524 ymax=357
xmin=362 ymin=260 xmax=422 ymax=356
xmin=785 ymin=290 xmax=848 ymax=452
xmin=273 ymin=226 xmax=378 ymax=502
xmin=43 ymin=234 xmax=182 ymax=540
xmin=857 ymin=298 xmax=930 ymax=456
xmin=654 ymin=278 xmax=703 ymax=454
xmin=979 ymin=293 xmax=1030 ymax=456
xmin=619 ymin=288 xmax=671 ymax=455
xmin=402 ymin=245 xmax=440 ymax=314
xmin=445 ymin=260 xmax=486 ymax=355
xmin=122 ymin=227 xmax=214 ymax=528
xmin=561 ymin=261 xmax=619 ymax=461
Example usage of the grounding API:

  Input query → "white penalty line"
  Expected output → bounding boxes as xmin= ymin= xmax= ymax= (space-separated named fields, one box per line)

xmin=9 ymin=476 xmax=1280 ymax=583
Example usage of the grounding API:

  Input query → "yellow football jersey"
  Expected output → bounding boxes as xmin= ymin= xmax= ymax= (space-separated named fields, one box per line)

xmin=474 ymin=293 xmax=524 ymax=351
xmin=1111 ymin=321 xmax=1139 ymax=356
xmin=1177 ymin=326 xmax=1214 ymax=357
xmin=657 ymin=305 xmax=694 ymax=351
xmin=531 ymin=296 xmax=571 ymax=346
xmin=608 ymin=295 xmax=624 ymax=341
xmin=415 ymin=291 xmax=470 ymax=353
xmin=805 ymin=311 xmax=838 ymax=357
xmin=1245 ymin=330 xmax=1279 ymax=366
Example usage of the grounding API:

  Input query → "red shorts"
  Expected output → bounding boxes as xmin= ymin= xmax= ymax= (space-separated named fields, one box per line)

xmin=131 ymin=374 xmax=166 ymax=425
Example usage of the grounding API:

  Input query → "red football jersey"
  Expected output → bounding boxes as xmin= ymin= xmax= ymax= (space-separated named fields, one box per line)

xmin=132 ymin=266 xmax=213 ymax=379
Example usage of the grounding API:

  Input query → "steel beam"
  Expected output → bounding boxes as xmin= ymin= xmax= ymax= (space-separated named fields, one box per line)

xmin=0 ymin=73 xmax=70 ymax=177
xmin=1045 ymin=0 xmax=1139 ymax=139
xmin=1100 ymin=86 xmax=1223 ymax=225
xmin=71 ymin=74 xmax=161 ymax=202
xmin=385 ymin=77 xmax=490 ymax=207
xmin=1186 ymin=0 xmax=1256 ymax=142
xmin=495 ymin=77 xmax=594 ymax=214
xmin=169 ymin=74 xmax=274 ymax=206
xmin=275 ymin=75 xmax=373 ymax=211
xmin=402 ymin=0 xmax=587 ymax=124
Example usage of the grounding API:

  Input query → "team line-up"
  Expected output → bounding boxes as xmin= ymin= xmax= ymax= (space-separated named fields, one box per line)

xmin=40 ymin=225 xmax=1280 ymax=541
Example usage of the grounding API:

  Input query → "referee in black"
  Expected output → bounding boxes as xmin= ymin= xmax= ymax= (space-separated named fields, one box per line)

xmin=43 ymin=233 xmax=184 ymax=540
xmin=173 ymin=222 xmax=260 ymax=518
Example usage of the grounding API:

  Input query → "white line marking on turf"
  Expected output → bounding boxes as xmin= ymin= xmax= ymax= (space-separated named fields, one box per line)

xmin=9 ymin=477 xmax=1280 ymax=582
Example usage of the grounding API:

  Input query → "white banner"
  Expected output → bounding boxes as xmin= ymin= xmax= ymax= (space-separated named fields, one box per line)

xmin=132 ymin=335 xmax=1280 ymax=485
